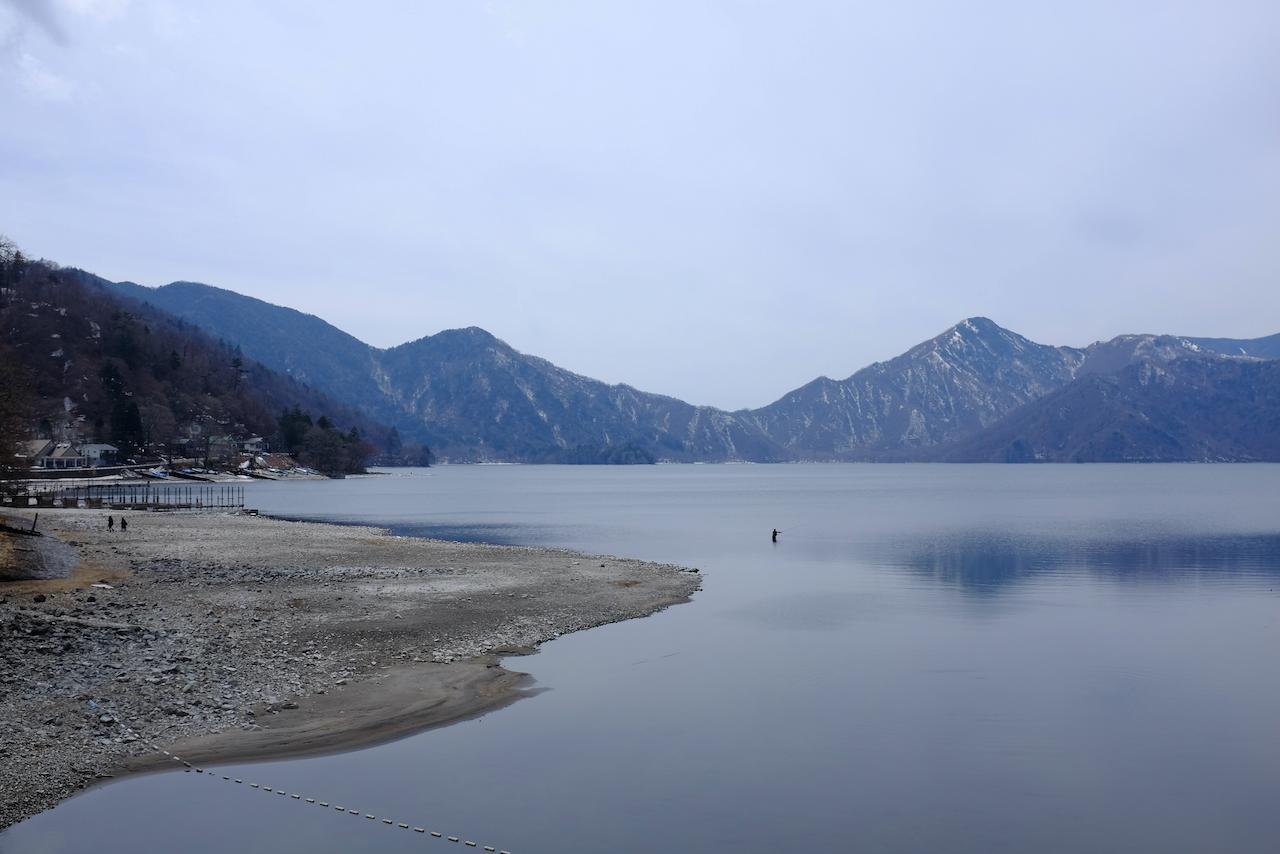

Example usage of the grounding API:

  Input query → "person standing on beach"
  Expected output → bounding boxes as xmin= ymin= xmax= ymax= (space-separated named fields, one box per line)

xmin=107 ymin=515 xmax=114 ymax=532
xmin=119 ymin=517 xmax=127 ymax=533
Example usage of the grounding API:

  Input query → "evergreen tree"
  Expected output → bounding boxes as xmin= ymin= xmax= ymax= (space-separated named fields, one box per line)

xmin=109 ymin=399 xmax=145 ymax=453
xmin=385 ymin=427 xmax=403 ymax=458
xmin=276 ymin=407 xmax=313 ymax=454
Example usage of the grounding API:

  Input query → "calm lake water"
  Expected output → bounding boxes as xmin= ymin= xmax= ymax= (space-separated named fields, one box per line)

xmin=4 ymin=464 xmax=1280 ymax=854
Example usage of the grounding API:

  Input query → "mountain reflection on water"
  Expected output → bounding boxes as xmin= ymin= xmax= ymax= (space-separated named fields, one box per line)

xmin=885 ymin=531 xmax=1280 ymax=593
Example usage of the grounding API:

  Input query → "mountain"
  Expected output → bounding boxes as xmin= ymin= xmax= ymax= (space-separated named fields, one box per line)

xmin=1076 ymin=333 xmax=1259 ymax=376
xmin=107 ymin=280 xmax=394 ymax=421
xmin=108 ymin=280 xmax=783 ymax=462
xmin=2 ymin=257 xmax=393 ymax=469
xmin=100 ymin=283 xmax=1104 ymax=462
xmin=743 ymin=317 xmax=1086 ymax=458
xmin=103 ymin=278 xmax=1277 ymax=463
xmin=932 ymin=357 xmax=1280 ymax=462
xmin=1183 ymin=332 xmax=1280 ymax=361
xmin=377 ymin=327 xmax=782 ymax=461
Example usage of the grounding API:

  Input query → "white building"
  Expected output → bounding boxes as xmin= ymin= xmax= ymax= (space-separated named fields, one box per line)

xmin=78 ymin=443 xmax=120 ymax=464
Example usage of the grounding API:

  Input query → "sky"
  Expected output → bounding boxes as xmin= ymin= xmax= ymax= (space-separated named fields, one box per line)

xmin=2 ymin=1 xmax=1278 ymax=410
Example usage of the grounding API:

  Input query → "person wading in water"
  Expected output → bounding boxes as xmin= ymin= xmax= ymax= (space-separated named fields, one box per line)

xmin=772 ymin=528 xmax=780 ymax=543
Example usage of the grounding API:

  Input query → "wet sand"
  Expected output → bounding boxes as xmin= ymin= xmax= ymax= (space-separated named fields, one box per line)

xmin=0 ymin=510 xmax=700 ymax=828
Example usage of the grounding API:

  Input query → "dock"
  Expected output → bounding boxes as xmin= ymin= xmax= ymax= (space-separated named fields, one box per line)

xmin=4 ymin=483 xmax=246 ymax=511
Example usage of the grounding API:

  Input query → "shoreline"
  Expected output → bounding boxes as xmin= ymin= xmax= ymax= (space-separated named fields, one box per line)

xmin=123 ymin=655 xmax=534 ymax=775
xmin=0 ymin=509 xmax=700 ymax=830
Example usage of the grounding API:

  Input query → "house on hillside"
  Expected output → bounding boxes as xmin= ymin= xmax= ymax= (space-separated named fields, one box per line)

xmin=78 ymin=443 xmax=120 ymax=465
xmin=39 ymin=443 xmax=90 ymax=469
xmin=206 ymin=435 xmax=240 ymax=463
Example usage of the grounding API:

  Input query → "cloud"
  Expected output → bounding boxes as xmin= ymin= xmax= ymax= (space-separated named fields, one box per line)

xmin=60 ymin=0 xmax=130 ymax=23
xmin=18 ymin=50 xmax=73 ymax=100
xmin=0 ymin=0 xmax=69 ymax=45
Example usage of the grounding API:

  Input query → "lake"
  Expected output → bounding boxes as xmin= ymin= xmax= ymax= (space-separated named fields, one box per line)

xmin=4 ymin=464 xmax=1279 ymax=853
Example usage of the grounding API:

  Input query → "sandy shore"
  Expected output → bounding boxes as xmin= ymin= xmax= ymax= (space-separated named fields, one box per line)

xmin=0 ymin=509 xmax=700 ymax=829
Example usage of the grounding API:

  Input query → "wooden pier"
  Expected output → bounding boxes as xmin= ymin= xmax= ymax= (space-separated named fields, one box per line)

xmin=5 ymin=483 xmax=246 ymax=511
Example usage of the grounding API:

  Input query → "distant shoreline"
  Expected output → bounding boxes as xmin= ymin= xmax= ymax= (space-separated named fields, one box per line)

xmin=0 ymin=509 xmax=700 ymax=830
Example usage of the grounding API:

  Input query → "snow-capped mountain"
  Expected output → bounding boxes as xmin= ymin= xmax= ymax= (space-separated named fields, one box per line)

xmin=743 ymin=317 xmax=1086 ymax=458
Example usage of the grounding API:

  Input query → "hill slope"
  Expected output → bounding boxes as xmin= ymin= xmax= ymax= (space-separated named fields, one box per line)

xmin=932 ymin=358 xmax=1280 ymax=462
xmin=2 ymin=257 xmax=392 ymax=467
xmin=107 ymin=280 xmax=393 ymax=420
xmin=378 ymin=327 xmax=781 ymax=461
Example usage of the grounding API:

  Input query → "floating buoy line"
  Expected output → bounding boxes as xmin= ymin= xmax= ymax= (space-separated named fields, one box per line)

xmin=99 ymin=707 xmax=512 ymax=854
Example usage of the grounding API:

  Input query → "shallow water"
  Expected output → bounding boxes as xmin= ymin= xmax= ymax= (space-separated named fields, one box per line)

xmin=4 ymin=464 xmax=1279 ymax=854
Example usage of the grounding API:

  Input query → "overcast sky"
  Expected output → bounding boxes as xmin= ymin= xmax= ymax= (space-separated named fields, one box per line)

xmin=2 ymin=1 xmax=1278 ymax=409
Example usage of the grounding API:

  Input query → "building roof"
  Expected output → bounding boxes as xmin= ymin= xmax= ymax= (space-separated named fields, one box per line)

xmin=17 ymin=439 xmax=52 ymax=458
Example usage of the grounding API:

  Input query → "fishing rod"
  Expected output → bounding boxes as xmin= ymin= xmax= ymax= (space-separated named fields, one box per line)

xmin=770 ymin=522 xmax=805 ymax=542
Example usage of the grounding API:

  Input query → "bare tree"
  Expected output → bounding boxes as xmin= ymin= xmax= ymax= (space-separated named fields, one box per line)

xmin=0 ymin=234 xmax=18 ymax=264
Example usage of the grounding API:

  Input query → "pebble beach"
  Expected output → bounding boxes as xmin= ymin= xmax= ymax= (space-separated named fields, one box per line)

xmin=0 ymin=509 xmax=700 ymax=829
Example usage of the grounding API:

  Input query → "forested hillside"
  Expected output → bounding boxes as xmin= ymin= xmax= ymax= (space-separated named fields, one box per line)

xmin=0 ymin=240 xmax=405 ymax=472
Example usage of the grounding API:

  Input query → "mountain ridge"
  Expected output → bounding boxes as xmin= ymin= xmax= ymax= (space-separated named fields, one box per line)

xmin=930 ymin=357 xmax=1280 ymax=462
xmin=742 ymin=316 xmax=1088 ymax=457
xmin=103 ymin=278 xmax=1278 ymax=463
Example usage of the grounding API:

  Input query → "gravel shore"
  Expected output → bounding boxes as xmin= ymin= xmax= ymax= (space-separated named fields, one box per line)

xmin=0 ymin=509 xmax=700 ymax=830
